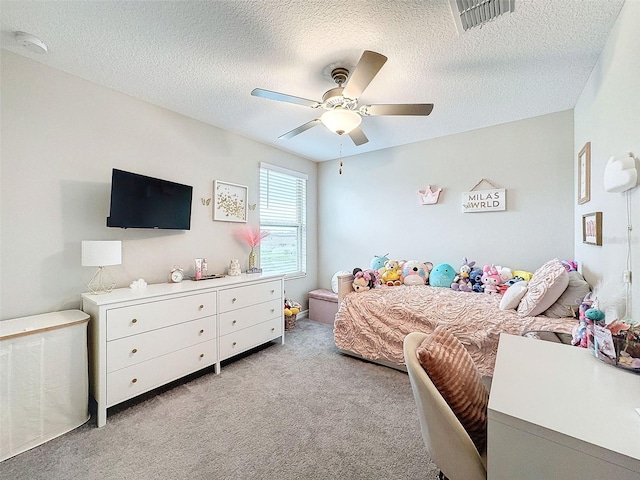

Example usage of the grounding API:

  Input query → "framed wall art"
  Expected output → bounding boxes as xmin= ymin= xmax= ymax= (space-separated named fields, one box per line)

xmin=582 ymin=211 xmax=602 ymax=246
xmin=578 ymin=142 xmax=591 ymax=205
xmin=213 ymin=180 xmax=248 ymax=223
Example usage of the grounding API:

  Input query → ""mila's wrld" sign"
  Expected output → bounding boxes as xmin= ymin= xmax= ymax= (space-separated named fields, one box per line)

xmin=462 ymin=188 xmax=506 ymax=213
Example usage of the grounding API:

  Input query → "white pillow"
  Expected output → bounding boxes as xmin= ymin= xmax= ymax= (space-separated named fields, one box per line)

xmin=331 ymin=270 xmax=351 ymax=293
xmin=499 ymin=281 xmax=529 ymax=310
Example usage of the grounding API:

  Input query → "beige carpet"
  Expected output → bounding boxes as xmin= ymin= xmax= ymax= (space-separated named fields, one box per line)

xmin=0 ymin=319 xmax=440 ymax=480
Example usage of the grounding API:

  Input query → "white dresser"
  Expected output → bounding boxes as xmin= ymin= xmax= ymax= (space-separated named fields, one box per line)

xmin=488 ymin=333 xmax=640 ymax=479
xmin=81 ymin=273 xmax=284 ymax=427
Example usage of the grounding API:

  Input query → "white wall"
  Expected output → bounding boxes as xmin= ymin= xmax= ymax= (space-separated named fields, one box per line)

xmin=318 ymin=110 xmax=575 ymax=286
xmin=574 ymin=0 xmax=640 ymax=321
xmin=0 ymin=51 xmax=318 ymax=320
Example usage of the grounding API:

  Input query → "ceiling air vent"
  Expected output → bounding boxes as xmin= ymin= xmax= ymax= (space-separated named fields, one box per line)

xmin=449 ymin=0 xmax=514 ymax=33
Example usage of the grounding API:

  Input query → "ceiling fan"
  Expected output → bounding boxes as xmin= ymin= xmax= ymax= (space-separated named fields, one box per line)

xmin=251 ymin=50 xmax=434 ymax=146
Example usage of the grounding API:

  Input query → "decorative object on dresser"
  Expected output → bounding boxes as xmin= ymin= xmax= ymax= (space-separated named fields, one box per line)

xmin=81 ymin=273 xmax=284 ymax=427
xmin=81 ymin=240 xmax=122 ymax=294
xmin=234 ymin=225 xmax=270 ymax=273
xmin=170 ymin=266 xmax=184 ymax=283
xmin=228 ymin=259 xmax=241 ymax=276
xmin=214 ymin=180 xmax=248 ymax=222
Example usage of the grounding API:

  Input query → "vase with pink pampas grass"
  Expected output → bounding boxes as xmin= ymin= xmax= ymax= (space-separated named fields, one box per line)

xmin=234 ymin=225 xmax=270 ymax=271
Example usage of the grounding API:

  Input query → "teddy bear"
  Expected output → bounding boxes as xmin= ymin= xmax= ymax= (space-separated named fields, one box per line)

xmin=401 ymin=260 xmax=433 ymax=286
xmin=481 ymin=265 xmax=503 ymax=294
xmin=380 ymin=259 xmax=403 ymax=286
xmin=451 ymin=257 xmax=475 ymax=292
xmin=352 ymin=267 xmax=380 ymax=293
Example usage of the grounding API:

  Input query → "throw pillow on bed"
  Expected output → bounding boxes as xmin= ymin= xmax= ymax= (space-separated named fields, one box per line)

xmin=416 ymin=326 xmax=489 ymax=454
xmin=517 ymin=258 xmax=569 ymax=317
xmin=499 ymin=281 xmax=529 ymax=310
xmin=543 ymin=271 xmax=591 ymax=318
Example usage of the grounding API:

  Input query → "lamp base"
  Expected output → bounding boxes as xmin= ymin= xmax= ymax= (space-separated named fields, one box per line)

xmin=87 ymin=266 xmax=116 ymax=294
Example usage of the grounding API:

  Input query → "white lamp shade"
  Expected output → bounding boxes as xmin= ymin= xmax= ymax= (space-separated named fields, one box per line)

xmin=320 ymin=108 xmax=362 ymax=135
xmin=81 ymin=241 xmax=122 ymax=267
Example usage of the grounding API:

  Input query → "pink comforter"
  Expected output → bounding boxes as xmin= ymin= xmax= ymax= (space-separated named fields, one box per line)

xmin=334 ymin=285 xmax=577 ymax=376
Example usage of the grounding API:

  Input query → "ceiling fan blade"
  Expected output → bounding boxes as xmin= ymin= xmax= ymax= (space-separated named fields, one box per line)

xmin=348 ymin=126 xmax=369 ymax=146
xmin=342 ymin=50 xmax=388 ymax=100
xmin=278 ymin=119 xmax=322 ymax=140
xmin=251 ymin=88 xmax=321 ymax=108
xmin=361 ymin=103 xmax=434 ymax=116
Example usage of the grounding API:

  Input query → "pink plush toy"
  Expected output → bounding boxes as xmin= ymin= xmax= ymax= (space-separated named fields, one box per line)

xmin=481 ymin=265 xmax=502 ymax=294
xmin=352 ymin=267 xmax=381 ymax=292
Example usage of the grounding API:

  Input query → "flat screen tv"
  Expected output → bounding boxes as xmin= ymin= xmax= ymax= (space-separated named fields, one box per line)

xmin=106 ymin=169 xmax=193 ymax=230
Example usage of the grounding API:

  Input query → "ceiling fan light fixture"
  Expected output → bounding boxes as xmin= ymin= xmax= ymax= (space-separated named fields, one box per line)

xmin=320 ymin=108 xmax=361 ymax=136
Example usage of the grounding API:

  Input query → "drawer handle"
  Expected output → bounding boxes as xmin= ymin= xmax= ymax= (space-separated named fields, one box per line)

xmin=131 ymin=318 xmax=138 ymax=324
xmin=199 ymin=329 xmax=204 ymax=334
xmin=271 ymin=328 xmax=275 ymax=332
xmin=232 ymin=320 xmax=237 ymax=325
xmin=232 ymin=297 xmax=237 ymax=303
xmin=131 ymin=348 xmax=138 ymax=354
xmin=232 ymin=341 xmax=237 ymax=346
xmin=132 ymin=378 xmax=138 ymax=384
xmin=271 ymin=308 xmax=275 ymax=313
xmin=199 ymin=304 xmax=204 ymax=310
xmin=199 ymin=353 xmax=204 ymax=358
xmin=271 ymin=289 xmax=275 ymax=294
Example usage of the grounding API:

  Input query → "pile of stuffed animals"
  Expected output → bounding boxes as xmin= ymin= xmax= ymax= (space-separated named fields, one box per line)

xmin=351 ymin=254 xmax=550 ymax=295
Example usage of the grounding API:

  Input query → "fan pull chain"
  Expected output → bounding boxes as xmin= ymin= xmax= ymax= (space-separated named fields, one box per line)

xmin=339 ymin=143 xmax=343 ymax=175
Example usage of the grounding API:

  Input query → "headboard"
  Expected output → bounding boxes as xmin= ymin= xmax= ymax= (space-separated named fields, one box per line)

xmin=337 ymin=273 xmax=355 ymax=304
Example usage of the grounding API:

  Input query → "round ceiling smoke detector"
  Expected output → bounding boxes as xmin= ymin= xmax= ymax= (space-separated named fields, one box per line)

xmin=15 ymin=31 xmax=48 ymax=54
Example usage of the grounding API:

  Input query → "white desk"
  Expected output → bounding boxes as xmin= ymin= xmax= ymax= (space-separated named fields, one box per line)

xmin=488 ymin=333 xmax=640 ymax=480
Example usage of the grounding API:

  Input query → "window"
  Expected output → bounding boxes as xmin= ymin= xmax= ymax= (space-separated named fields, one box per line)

xmin=259 ymin=163 xmax=307 ymax=277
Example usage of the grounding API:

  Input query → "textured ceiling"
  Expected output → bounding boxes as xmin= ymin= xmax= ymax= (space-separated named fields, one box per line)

xmin=0 ymin=0 xmax=626 ymax=162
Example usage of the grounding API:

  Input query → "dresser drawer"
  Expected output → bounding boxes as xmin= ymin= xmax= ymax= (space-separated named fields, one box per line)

xmin=218 ymin=280 xmax=281 ymax=313
xmin=219 ymin=299 xmax=280 ymax=336
xmin=106 ymin=316 xmax=215 ymax=373
xmin=106 ymin=339 xmax=216 ymax=406
xmin=219 ymin=317 xmax=282 ymax=361
xmin=106 ymin=292 xmax=216 ymax=341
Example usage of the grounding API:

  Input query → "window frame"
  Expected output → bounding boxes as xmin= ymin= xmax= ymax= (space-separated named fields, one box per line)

xmin=258 ymin=162 xmax=307 ymax=278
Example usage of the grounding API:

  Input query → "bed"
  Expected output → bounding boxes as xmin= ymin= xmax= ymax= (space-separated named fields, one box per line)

xmin=334 ymin=266 xmax=583 ymax=377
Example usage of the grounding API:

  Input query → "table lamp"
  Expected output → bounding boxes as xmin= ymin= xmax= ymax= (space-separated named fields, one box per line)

xmin=81 ymin=240 xmax=121 ymax=294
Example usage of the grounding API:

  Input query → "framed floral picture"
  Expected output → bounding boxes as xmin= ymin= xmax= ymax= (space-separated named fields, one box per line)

xmin=582 ymin=211 xmax=602 ymax=246
xmin=578 ymin=142 xmax=591 ymax=205
xmin=213 ymin=180 xmax=248 ymax=223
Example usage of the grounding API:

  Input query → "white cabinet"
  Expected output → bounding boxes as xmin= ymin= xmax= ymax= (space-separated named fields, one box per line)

xmin=82 ymin=273 xmax=284 ymax=427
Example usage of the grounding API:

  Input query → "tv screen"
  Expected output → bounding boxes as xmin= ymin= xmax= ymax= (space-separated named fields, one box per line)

xmin=106 ymin=169 xmax=193 ymax=230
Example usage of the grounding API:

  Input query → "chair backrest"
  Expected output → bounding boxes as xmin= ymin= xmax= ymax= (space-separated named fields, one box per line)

xmin=403 ymin=332 xmax=487 ymax=480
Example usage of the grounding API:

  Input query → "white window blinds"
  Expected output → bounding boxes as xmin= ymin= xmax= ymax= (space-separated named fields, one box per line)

xmin=259 ymin=163 xmax=307 ymax=277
